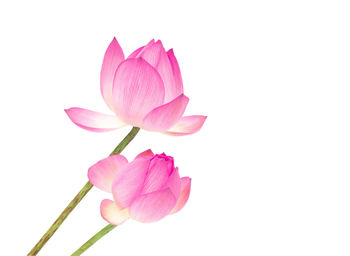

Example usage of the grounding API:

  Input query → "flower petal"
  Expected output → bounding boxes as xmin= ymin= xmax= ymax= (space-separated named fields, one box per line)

xmin=100 ymin=199 xmax=130 ymax=225
xmin=165 ymin=115 xmax=207 ymax=136
xmin=65 ymin=107 xmax=126 ymax=132
xmin=101 ymin=38 xmax=125 ymax=110
xmin=129 ymin=188 xmax=177 ymax=223
xmin=135 ymin=41 xmax=179 ymax=103
xmin=171 ymin=177 xmax=191 ymax=214
xmin=167 ymin=167 xmax=181 ymax=200
xmin=112 ymin=58 xmax=165 ymax=127
xmin=142 ymin=94 xmax=189 ymax=132
xmin=135 ymin=149 xmax=154 ymax=160
xmin=88 ymin=155 xmax=128 ymax=193
xmin=167 ymin=49 xmax=184 ymax=100
xmin=112 ymin=157 xmax=150 ymax=208
xmin=128 ymin=39 xmax=155 ymax=58
xmin=136 ymin=40 xmax=163 ymax=67
xmin=141 ymin=155 xmax=174 ymax=194
xmin=128 ymin=46 xmax=144 ymax=58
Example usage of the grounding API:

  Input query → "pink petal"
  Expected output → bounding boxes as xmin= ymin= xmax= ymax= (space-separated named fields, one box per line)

xmin=135 ymin=41 xmax=179 ymax=103
xmin=112 ymin=58 xmax=165 ymax=127
xmin=129 ymin=188 xmax=177 ymax=223
xmin=142 ymin=94 xmax=189 ymax=132
xmin=65 ymin=107 xmax=126 ymax=132
xmin=128 ymin=39 xmax=155 ymax=58
xmin=136 ymin=40 xmax=164 ymax=67
xmin=88 ymin=155 xmax=128 ymax=193
xmin=171 ymin=177 xmax=191 ymax=214
xmin=128 ymin=46 xmax=144 ymax=58
xmin=167 ymin=49 xmax=184 ymax=100
xmin=141 ymin=155 xmax=174 ymax=194
xmin=112 ymin=157 xmax=150 ymax=208
xmin=166 ymin=167 xmax=181 ymax=200
xmin=156 ymin=50 xmax=178 ymax=103
xmin=135 ymin=149 xmax=154 ymax=160
xmin=101 ymin=38 xmax=125 ymax=111
xmin=165 ymin=115 xmax=207 ymax=136
xmin=100 ymin=199 xmax=130 ymax=225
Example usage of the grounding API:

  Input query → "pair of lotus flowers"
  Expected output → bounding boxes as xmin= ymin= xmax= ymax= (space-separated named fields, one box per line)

xmin=65 ymin=38 xmax=206 ymax=224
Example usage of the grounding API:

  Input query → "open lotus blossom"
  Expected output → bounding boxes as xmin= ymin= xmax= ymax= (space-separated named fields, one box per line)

xmin=88 ymin=149 xmax=191 ymax=224
xmin=65 ymin=37 xmax=206 ymax=135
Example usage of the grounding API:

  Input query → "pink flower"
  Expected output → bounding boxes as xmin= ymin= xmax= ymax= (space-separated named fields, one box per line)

xmin=65 ymin=37 xmax=206 ymax=135
xmin=88 ymin=150 xmax=191 ymax=224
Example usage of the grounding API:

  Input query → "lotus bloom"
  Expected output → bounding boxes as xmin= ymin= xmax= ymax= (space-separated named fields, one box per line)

xmin=88 ymin=150 xmax=191 ymax=224
xmin=65 ymin=37 xmax=206 ymax=135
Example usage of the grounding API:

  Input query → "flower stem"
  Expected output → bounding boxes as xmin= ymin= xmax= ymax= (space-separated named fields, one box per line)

xmin=71 ymin=224 xmax=117 ymax=256
xmin=109 ymin=127 xmax=140 ymax=155
xmin=28 ymin=127 xmax=140 ymax=256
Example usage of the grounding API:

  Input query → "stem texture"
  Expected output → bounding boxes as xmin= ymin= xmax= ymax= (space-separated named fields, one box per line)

xmin=71 ymin=224 xmax=117 ymax=256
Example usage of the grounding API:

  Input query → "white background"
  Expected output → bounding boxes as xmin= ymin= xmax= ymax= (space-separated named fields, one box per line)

xmin=1 ymin=0 xmax=350 ymax=255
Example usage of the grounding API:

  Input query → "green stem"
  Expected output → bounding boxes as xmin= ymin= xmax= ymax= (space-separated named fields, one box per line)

xmin=71 ymin=224 xmax=117 ymax=256
xmin=109 ymin=127 xmax=140 ymax=155
xmin=28 ymin=127 xmax=140 ymax=256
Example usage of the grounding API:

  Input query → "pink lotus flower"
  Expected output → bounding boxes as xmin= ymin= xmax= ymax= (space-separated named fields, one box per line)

xmin=65 ymin=37 xmax=206 ymax=135
xmin=88 ymin=150 xmax=191 ymax=224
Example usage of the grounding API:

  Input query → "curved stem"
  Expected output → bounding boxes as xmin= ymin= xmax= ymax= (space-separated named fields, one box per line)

xmin=28 ymin=127 xmax=140 ymax=256
xmin=109 ymin=127 xmax=140 ymax=155
xmin=71 ymin=224 xmax=117 ymax=256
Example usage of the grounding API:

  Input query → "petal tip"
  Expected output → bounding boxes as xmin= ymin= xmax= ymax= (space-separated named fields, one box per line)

xmin=100 ymin=199 xmax=130 ymax=225
xmin=165 ymin=115 xmax=207 ymax=136
xmin=155 ymin=39 xmax=163 ymax=46
xmin=110 ymin=37 xmax=119 ymax=46
xmin=135 ymin=149 xmax=154 ymax=159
